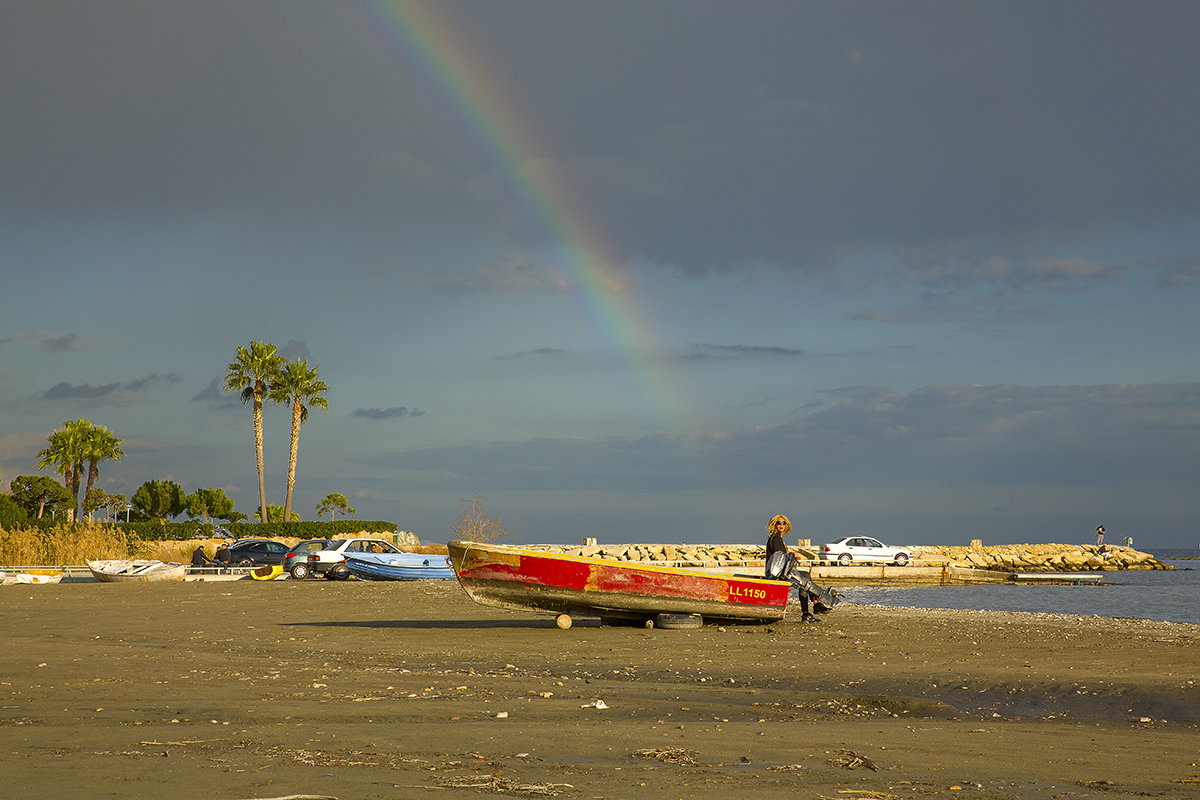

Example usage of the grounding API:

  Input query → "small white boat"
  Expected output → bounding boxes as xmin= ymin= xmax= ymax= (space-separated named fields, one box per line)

xmin=88 ymin=559 xmax=187 ymax=583
xmin=1 ymin=569 xmax=64 ymax=585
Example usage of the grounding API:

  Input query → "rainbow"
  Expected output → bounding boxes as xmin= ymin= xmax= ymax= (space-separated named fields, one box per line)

xmin=348 ymin=0 xmax=691 ymax=432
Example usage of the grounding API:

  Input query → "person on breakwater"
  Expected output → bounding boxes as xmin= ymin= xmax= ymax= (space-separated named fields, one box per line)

xmin=1096 ymin=525 xmax=1105 ymax=548
xmin=766 ymin=514 xmax=819 ymax=623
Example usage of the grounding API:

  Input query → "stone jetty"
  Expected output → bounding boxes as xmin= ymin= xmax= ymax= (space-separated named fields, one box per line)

xmin=521 ymin=541 xmax=1169 ymax=572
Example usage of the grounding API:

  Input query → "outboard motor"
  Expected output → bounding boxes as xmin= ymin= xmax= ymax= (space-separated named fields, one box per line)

xmin=766 ymin=551 xmax=840 ymax=612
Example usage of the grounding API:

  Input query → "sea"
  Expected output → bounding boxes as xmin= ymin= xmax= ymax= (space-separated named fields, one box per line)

xmin=836 ymin=549 xmax=1200 ymax=626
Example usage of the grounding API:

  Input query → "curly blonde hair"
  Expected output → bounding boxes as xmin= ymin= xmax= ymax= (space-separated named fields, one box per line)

xmin=766 ymin=514 xmax=791 ymax=535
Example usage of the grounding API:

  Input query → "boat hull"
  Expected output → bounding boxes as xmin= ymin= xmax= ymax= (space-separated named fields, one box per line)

xmin=1 ymin=569 xmax=63 ymax=585
xmin=448 ymin=540 xmax=789 ymax=623
xmin=344 ymin=553 xmax=456 ymax=581
xmin=88 ymin=560 xmax=186 ymax=583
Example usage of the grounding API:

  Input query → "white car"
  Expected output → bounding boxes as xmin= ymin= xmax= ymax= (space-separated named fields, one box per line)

xmin=818 ymin=536 xmax=913 ymax=567
xmin=307 ymin=537 xmax=406 ymax=579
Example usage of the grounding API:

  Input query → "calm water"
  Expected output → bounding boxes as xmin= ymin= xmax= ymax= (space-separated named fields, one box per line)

xmin=837 ymin=550 xmax=1200 ymax=625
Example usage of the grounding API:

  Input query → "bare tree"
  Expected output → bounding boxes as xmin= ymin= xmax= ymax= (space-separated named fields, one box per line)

xmin=450 ymin=495 xmax=512 ymax=543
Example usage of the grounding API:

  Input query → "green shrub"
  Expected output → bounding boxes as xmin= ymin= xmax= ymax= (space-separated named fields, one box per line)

xmin=114 ymin=519 xmax=399 ymax=541
xmin=0 ymin=494 xmax=31 ymax=530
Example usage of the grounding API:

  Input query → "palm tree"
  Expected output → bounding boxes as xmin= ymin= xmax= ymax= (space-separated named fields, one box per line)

xmin=80 ymin=423 xmax=124 ymax=517
xmin=36 ymin=419 xmax=89 ymax=520
xmin=224 ymin=341 xmax=285 ymax=523
xmin=268 ymin=359 xmax=329 ymax=523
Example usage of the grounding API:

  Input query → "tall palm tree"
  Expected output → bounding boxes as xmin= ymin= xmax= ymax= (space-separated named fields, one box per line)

xmin=224 ymin=341 xmax=285 ymax=524
xmin=36 ymin=419 xmax=89 ymax=520
xmin=80 ymin=423 xmax=124 ymax=518
xmin=268 ymin=359 xmax=329 ymax=523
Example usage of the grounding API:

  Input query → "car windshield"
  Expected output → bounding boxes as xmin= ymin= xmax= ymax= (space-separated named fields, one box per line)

xmin=348 ymin=540 xmax=399 ymax=554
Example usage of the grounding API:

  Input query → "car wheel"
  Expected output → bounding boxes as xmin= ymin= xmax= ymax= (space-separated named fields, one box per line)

xmin=237 ymin=558 xmax=254 ymax=566
xmin=329 ymin=565 xmax=351 ymax=581
xmin=837 ymin=554 xmax=852 ymax=567
xmin=894 ymin=553 xmax=910 ymax=566
xmin=290 ymin=563 xmax=310 ymax=580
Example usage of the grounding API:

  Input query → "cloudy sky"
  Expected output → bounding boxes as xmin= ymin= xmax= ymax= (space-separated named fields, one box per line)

xmin=2 ymin=1 xmax=1198 ymax=548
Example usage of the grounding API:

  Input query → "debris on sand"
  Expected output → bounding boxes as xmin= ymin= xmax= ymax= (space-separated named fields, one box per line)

xmin=633 ymin=747 xmax=699 ymax=766
xmin=438 ymin=774 xmax=573 ymax=795
xmin=828 ymin=750 xmax=879 ymax=771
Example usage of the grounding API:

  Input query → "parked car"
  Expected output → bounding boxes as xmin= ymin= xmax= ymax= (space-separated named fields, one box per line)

xmin=818 ymin=536 xmax=913 ymax=567
xmin=220 ymin=538 xmax=291 ymax=567
xmin=307 ymin=538 xmax=406 ymax=580
xmin=282 ymin=539 xmax=335 ymax=579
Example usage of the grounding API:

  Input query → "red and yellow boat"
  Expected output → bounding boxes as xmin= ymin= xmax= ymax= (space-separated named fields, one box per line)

xmin=448 ymin=540 xmax=789 ymax=626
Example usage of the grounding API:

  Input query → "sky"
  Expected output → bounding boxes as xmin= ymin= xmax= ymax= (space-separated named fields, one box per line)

xmin=2 ymin=1 xmax=1198 ymax=549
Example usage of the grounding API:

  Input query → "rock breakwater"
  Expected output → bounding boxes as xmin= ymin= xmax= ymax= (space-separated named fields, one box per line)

xmin=522 ymin=541 xmax=1169 ymax=572
xmin=910 ymin=542 xmax=1168 ymax=571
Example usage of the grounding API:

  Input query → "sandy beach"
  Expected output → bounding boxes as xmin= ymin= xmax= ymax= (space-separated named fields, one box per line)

xmin=2 ymin=579 xmax=1198 ymax=799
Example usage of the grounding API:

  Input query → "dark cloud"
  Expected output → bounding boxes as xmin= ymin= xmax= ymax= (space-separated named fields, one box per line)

xmin=497 ymin=348 xmax=566 ymax=360
xmin=5 ymin=2 xmax=1197 ymax=294
xmin=367 ymin=383 xmax=1200 ymax=492
xmin=191 ymin=377 xmax=241 ymax=410
xmin=38 ymin=333 xmax=98 ymax=351
xmin=354 ymin=407 xmax=425 ymax=420
xmin=691 ymin=344 xmax=804 ymax=358
xmin=39 ymin=373 xmax=182 ymax=404
xmin=40 ymin=382 xmax=122 ymax=401
xmin=123 ymin=372 xmax=181 ymax=392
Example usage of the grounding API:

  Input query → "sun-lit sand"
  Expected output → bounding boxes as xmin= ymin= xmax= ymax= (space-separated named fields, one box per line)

xmin=2 ymin=579 xmax=1197 ymax=798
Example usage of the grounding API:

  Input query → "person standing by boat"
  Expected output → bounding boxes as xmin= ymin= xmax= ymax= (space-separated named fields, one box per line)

xmin=766 ymin=514 xmax=819 ymax=623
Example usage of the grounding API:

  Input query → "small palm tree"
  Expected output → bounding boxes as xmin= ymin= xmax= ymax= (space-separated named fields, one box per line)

xmin=224 ymin=341 xmax=285 ymax=523
xmin=36 ymin=419 xmax=89 ymax=520
xmin=269 ymin=359 xmax=329 ymax=523
xmin=80 ymin=422 xmax=124 ymax=517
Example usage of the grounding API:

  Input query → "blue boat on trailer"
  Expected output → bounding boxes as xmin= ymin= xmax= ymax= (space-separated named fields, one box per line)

xmin=343 ymin=552 xmax=456 ymax=581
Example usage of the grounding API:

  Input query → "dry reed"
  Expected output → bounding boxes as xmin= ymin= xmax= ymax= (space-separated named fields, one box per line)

xmin=0 ymin=523 xmax=149 ymax=566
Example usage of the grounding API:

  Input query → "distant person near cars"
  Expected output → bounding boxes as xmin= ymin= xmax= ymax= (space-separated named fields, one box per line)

xmin=215 ymin=543 xmax=231 ymax=565
xmin=191 ymin=546 xmax=210 ymax=567
xmin=765 ymin=514 xmax=818 ymax=623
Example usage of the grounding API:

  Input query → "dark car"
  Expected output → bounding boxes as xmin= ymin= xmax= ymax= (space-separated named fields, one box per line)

xmin=221 ymin=538 xmax=291 ymax=567
xmin=282 ymin=539 xmax=335 ymax=579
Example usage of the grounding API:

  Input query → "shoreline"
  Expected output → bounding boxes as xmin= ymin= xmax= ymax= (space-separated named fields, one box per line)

xmin=2 ymin=580 xmax=1197 ymax=798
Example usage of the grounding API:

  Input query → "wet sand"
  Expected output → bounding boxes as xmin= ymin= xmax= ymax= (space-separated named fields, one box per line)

xmin=2 ymin=579 xmax=1198 ymax=799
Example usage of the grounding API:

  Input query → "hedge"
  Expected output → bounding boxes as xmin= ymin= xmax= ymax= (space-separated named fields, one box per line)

xmin=125 ymin=520 xmax=400 ymax=541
